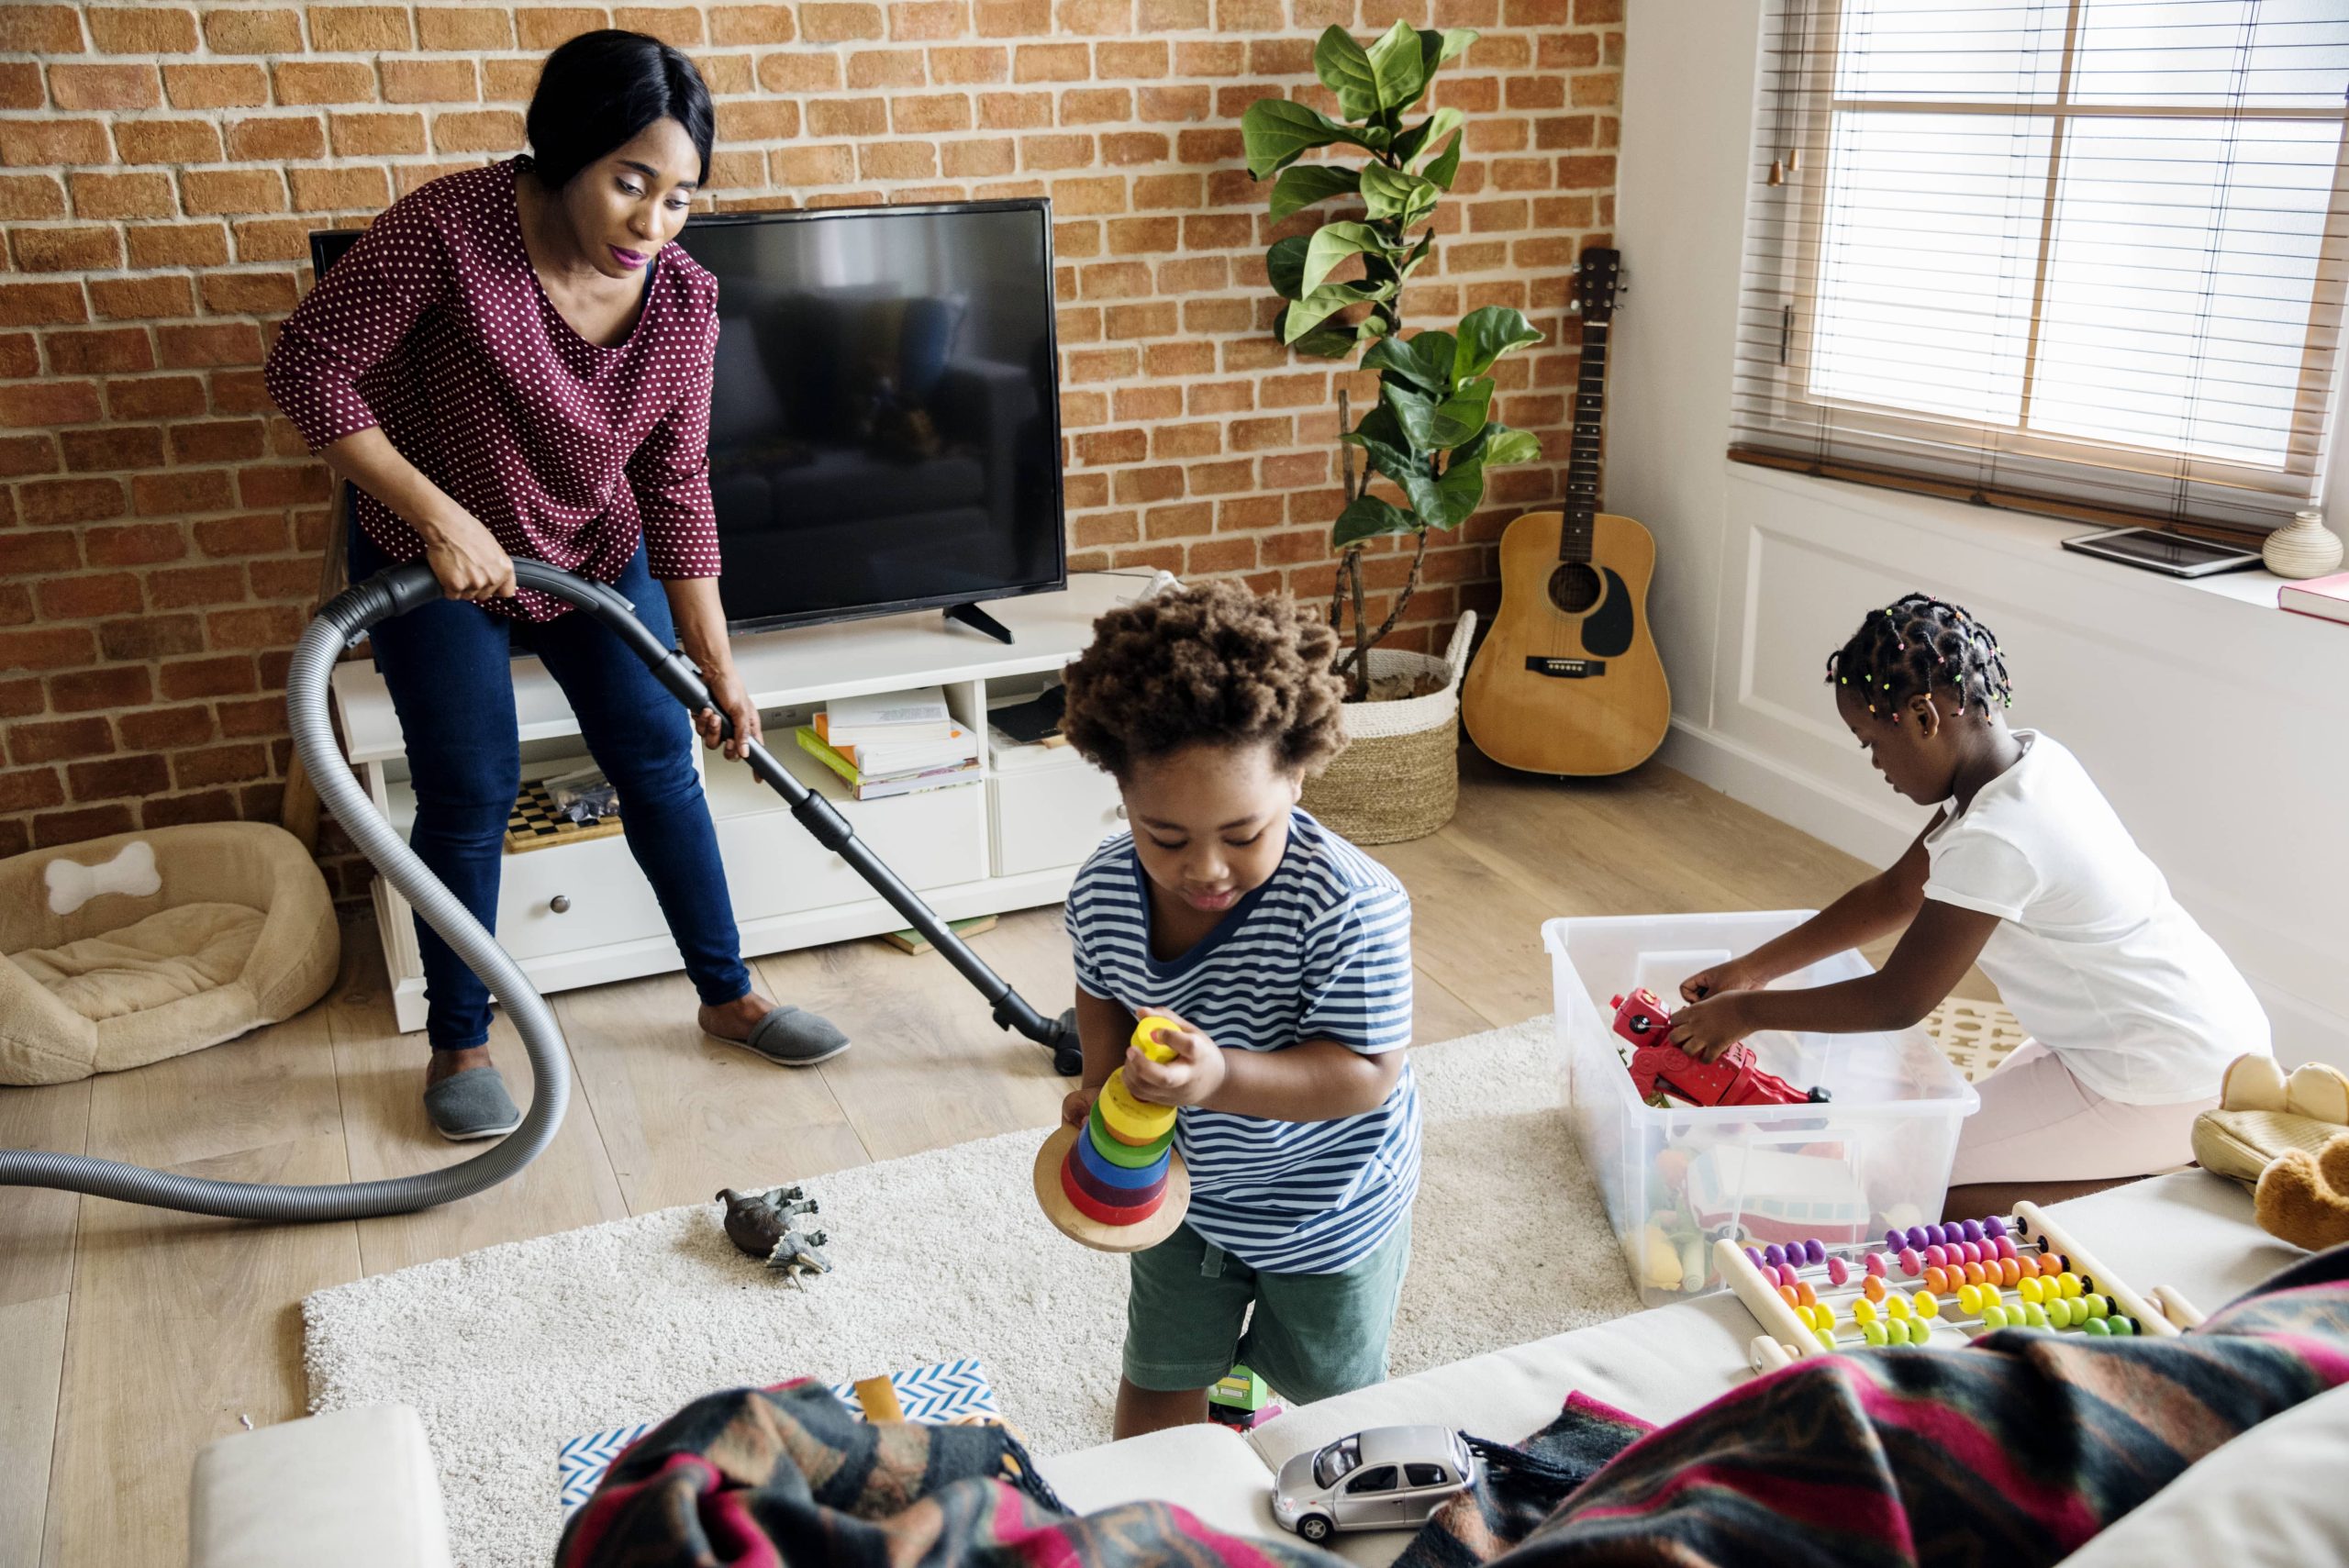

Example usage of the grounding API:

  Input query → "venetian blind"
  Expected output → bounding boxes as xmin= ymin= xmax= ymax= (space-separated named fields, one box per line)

xmin=1731 ymin=0 xmax=2349 ymax=539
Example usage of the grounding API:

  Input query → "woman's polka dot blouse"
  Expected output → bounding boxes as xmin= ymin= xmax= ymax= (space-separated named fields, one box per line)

xmin=264 ymin=156 xmax=723 ymax=623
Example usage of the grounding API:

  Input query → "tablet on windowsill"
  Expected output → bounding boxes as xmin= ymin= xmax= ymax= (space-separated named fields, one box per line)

xmin=2060 ymin=526 xmax=2266 ymax=578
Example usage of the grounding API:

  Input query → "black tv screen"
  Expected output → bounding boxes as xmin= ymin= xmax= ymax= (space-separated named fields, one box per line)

xmin=310 ymin=197 xmax=1066 ymax=636
xmin=673 ymin=199 xmax=1066 ymax=633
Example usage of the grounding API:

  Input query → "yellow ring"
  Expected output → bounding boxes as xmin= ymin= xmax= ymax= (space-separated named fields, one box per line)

xmin=1099 ymin=1069 xmax=1176 ymax=1144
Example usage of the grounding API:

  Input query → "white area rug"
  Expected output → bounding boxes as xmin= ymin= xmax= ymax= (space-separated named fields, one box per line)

xmin=303 ymin=1016 xmax=1641 ymax=1568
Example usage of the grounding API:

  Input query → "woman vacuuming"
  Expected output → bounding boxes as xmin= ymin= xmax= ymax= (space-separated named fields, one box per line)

xmin=264 ymin=30 xmax=849 ymax=1141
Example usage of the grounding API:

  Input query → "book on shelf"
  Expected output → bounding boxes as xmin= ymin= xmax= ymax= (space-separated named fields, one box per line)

xmin=796 ymin=727 xmax=980 ymax=800
xmin=822 ymin=687 xmax=955 ymax=746
xmin=2278 ymin=572 xmax=2349 ymax=627
xmin=811 ymin=713 xmax=978 ymax=775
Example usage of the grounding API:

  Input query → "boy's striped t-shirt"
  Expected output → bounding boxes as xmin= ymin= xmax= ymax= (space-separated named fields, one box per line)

xmin=1063 ymin=809 xmax=1419 ymax=1273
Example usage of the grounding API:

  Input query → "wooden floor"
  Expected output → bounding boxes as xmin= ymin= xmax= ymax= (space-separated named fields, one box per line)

xmin=1 ymin=754 xmax=1960 ymax=1566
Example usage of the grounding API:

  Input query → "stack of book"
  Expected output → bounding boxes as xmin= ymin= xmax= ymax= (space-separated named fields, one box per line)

xmin=796 ymin=687 xmax=981 ymax=800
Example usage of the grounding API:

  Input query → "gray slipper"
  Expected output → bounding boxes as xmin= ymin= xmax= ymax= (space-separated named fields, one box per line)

xmin=709 ymin=1006 xmax=851 ymax=1067
xmin=423 ymin=1064 xmax=523 ymax=1141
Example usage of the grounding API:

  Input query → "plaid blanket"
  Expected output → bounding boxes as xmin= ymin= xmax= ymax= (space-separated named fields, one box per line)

xmin=560 ymin=1246 xmax=2349 ymax=1568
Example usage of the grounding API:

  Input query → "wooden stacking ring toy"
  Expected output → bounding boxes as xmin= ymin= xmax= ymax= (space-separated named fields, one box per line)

xmin=1035 ymin=1013 xmax=1191 ymax=1251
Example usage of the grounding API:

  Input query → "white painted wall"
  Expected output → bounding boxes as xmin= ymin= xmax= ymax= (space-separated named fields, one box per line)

xmin=1610 ymin=1 xmax=2349 ymax=1068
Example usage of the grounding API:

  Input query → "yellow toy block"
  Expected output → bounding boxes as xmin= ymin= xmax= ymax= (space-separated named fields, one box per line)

xmin=1130 ymin=1015 xmax=1180 ymax=1064
xmin=1099 ymin=1068 xmax=1176 ymax=1144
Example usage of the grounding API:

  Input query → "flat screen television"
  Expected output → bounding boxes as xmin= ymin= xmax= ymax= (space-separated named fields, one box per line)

xmin=309 ymin=196 xmax=1066 ymax=638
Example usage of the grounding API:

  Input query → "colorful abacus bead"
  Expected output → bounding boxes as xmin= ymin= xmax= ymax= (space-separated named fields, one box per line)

xmin=1864 ymin=1252 xmax=1887 ymax=1279
xmin=1827 ymin=1256 xmax=1850 ymax=1287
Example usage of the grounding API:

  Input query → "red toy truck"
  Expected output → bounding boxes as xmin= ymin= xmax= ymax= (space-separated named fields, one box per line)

xmin=1609 ymin=988 xmax=1829 ymax=1108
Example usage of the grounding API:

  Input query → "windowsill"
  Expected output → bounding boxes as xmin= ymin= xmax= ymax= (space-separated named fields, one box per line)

xmin=1729 ymin=459 xmax=2319 ymax=623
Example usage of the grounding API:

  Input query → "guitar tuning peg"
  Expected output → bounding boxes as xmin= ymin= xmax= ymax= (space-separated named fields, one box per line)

xmin=1566 ymin=297 xmax=1582 ymax=315
xmin=1568 ymin=262 xmax=1583 ymax=276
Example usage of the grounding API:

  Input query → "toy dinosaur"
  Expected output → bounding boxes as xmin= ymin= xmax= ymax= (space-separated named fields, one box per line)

xmin=717 ymin=1184 xmax=835 ymax=1286
xmin=1609 ymin=989 xmax=1828 ymax=1109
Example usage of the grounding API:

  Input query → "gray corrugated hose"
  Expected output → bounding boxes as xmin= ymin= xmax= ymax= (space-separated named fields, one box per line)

xmin=0 ymin=559 xmax=1077 ymax=1218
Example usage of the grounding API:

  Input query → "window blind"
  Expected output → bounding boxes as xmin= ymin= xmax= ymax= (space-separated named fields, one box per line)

xmin=1731 ymin=0 xmax=2349 ymax=539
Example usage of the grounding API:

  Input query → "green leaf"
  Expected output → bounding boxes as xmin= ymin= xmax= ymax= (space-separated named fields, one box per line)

xmin=1397 ymin=464 xmax=1445 ymax=529
xmin=1242 ymin=99 xmax=1375 ymax=179
xmin=1381 ymin=378 xmax=1439 ymax=450
xmin=1355 ymin=316 xmax=1390 ymax=340
xmin=1282 ymin=279 xmax=1385 ymax=343
xmin=1364 ymin=20 xmax=1428 ymax=113
xmin=1478 ymin=424 xmax=1542 ymax=466
xmin=1266 ymin=235 xmax=1311 ymax=300
xmin=1340 ymin=405 xmax=1422 ymax=479
xmin=1417 ymin=28 xmax=1478 ymax=75
xmin=1291 ymin=324 xmax=1359 ymax=359
xmin=1393 ymin=106 xmax=1463 ymax=169
xmin=1397 ymin=234 xmax=1434 ymax=284
xmin=1453 ymin=306 xmax=1544 ymax=382
xmin=1422 ymin=130 xmax=1463 ymax=191
xmin=1332 ymin=493 xmax=1419 ymax=548
xmin=1432 ymin=453 xmax=1486 ymax=528
xmin=1430 ymin=377 xmax=1494 ymax=450
xmin=1363 ymin=329 xmax=1454 ymax=395
xmin=1268 ymin=162 xmax=1360 ymax=223
xmin=1359 ymin=163 xmax=1438 ymax=226
xmin=1311 ymin=27 xmax=1382 ymax=121
xmin=1300 ymin=220 xmax=1387 ymax=294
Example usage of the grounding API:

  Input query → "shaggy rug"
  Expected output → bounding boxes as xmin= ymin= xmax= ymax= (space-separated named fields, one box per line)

xmin=302 ymin=1015 xmax=1642 ymax=1568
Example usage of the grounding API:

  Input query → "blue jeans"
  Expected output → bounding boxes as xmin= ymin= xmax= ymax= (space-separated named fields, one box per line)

xmin=350 ymin=525 xmax=751 ymax=1051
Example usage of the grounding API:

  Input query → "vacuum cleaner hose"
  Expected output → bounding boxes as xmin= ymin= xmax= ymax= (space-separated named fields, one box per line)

xmin=0 ymin=560 xmax=1080 ymax=1219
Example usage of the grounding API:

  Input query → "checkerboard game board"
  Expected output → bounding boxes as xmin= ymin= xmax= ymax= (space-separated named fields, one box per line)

xmin=504 ymin=778 xmax=625 ymax=854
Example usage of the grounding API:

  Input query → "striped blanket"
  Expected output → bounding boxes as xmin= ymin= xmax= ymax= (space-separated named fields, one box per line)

xmin=559 ymin=1245 xmax=2349 ymax=1568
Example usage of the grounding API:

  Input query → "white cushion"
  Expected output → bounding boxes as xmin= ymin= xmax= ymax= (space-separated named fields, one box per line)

xmin=1038 ymin=1422 xmax=1278 ymax=1542
xmin=2056 ymin=1382 xmax=2349 ymax=1568
xmin=189 ymin=1404 xmax=450 ymax=1568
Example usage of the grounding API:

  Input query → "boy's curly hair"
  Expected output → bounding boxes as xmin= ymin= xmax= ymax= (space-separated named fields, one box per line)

xmin=1059 ymin=582 xmax=1349 ymax=780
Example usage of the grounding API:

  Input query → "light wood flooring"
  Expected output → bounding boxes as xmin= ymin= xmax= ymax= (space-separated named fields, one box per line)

xmin=1 ymin=754 xmax=1967 ymax=1565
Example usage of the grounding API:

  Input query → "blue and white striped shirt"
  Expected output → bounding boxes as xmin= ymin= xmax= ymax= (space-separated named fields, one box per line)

xmin=1063 ymin=809 xmax=1419 ymax=1273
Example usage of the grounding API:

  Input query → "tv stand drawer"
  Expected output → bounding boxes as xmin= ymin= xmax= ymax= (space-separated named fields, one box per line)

xmin=991 ymin=761 xmax=1122 ymax=879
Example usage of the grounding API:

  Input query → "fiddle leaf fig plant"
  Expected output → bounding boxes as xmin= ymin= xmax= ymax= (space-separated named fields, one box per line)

xmin=1242 ymin=23 xmax=1545 ymax=699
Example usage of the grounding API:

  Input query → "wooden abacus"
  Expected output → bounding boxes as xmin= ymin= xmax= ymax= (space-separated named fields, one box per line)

xmin=1034 ymin=1016 xmax=1191 ymax=1252
xmin=1718 ymin=1202 xmax=2203 ymax=1373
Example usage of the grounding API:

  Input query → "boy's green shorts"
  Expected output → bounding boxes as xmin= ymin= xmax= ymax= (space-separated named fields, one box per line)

xmin=1122 ymin=1212 xmax=1412 ymax=1407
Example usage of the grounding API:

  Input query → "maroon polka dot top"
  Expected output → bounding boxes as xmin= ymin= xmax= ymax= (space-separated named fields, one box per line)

xmin=265 ymin=156 xmax=722 ymax=622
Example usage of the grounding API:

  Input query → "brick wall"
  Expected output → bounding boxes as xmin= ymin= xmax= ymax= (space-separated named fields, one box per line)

xmin=0 ymin=1 xmax=1619 ymax=898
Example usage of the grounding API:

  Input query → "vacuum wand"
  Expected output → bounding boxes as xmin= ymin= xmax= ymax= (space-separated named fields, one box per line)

xmin=499 ymin=560 xmax=1078 ymax=1065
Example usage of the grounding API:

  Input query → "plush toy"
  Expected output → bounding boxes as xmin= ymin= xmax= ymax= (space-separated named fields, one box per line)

xmin=2192 ymin=1053 xmax=2349 ymax=1190
xmin=2254 ymin=1131 xmax=2349 ymax=1253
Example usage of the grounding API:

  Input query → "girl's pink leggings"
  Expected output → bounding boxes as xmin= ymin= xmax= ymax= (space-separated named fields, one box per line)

xmin=1949 ymin=1041 xmax=2213 ymax=1185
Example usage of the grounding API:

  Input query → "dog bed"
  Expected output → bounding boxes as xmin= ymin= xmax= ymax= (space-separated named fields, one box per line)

xmin=0 ymin=822 xmax=339 ymax=1085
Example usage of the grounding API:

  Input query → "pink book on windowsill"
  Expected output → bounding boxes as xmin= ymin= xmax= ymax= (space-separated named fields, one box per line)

xmin=2278 ymin=573 xmax=2349 ymax=626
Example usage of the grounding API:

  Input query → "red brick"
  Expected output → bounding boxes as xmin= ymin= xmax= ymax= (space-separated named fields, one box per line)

xmin=137 ymin=469 xmax=238 ymax=516
xmin=808 ymin=99 xmax=887 ymax=138
xmin=1015 ymin=42 xmax=1089 ymax=82
xmin=860 ymin=141 xmax=939 ymax=181
xmin=0 ymin=5 xmax=83 ymax=49
xmin=891 ymin=95 xmax=971 ymax=134
xmin=1152 ymin=422 xmax=1220 ymax=459
xmin=757 ymin=51 xmax=840 ymax=93
xmin=0 ymin=528 xmax=79 ymax=576
xmin=1110 ymin=465 xmax=1183 ymax=503
xmin=67 ymin=751 xmax=170 ymax=801
xmin=173 ymin=742 xmax=270 ymax=787
xmin=0 ymin=62 xmax=39 ymax=109
xmin=237 ymin=465 xmax=329 ymax=507
xmin=940 ymin=139 xmax=1014 ymax=178
xmin=85 ymin=521 xmax=187 ymax=566
xmin=0 ymin=174 xmax=65 ymax=220
xmin=90 ymin=275 xmax=193 ymax=320
xmin=417 ymin=4 xmax=512 ymax=48
xmin=108 ymin=376 xmax=206 ymax=420
xmin=158 ymin=323 xmax=264 ymax=369
xmin=1104 ymin=301 xmax=1175 ymax=337
xmin=482 ymin=60 xmax=540 ymax=102
xmin=66 ymin=171 xmax=171 ymax=221
xmin=48 ymin=664 xmax=150 ymax=712
xmin=888 ymin=0 xmax=965 ymax=38
xmin=115 ymin=118 xmax=224 ymax=164
xmin=432 ymin=109 xmax=527 ymax=155
xmin=705 ymin=5 xmax=791 ymax=43
xmin=98 ymin=614 xmax=202 ymax=660
xmin=117 ymin=704 xmax=212 ymax=750
xmin=0 ymin=380 xmax=99 ymax=427
xmin=1096 ymin=40 xmax=1165 ymax=76
xmin=384 ymin=59 xmax=480 ymax=102
xmin=0 ymin=432 xmax=57 ymax=475
xmin=13 ymin=227 xmax=121 ymax=272
xmin=773 ymin=145 xmax=855 ymax=185
xmin=0 ymin=765 xmax=63 ymax=813
xmin=144 ymin=788 xmax=243 ymax=828
xmin=50 ymin=64 xmax=161 ymax=111
xmin=289 ymin=166 xmax=388 ymax=212
xmin=7 ymin=715 xmax=110 ymax=762
xmin=310 ymin=4 xmax=415 ymax=49
xmin=0 ymin=676 xmax=39 ymax=717
xmin=800 ymin=2 xmax=883 ymax=38
xmin=1186 ymin=536 xmax=1257 ymax=573
xmin=329 ymin=111 xmax=426 ymax=157
xmin=158 ymin=654 xmax=254 ymax=700
xmin=32 ymin=803 xmax=136 ymax=846
xmin=849 ymin=48 xmax=930 ymax=88
xmin=198 ymin=272 xmax=299 ymax=317
xmin=61 ymin=426 xmax=162 ymax=471
xmin=274 ymin=58 xmax=375 ymax=104
xmin=230 ymin=218 xmax=318 ymax=263
xmin=223 ymin=116 xmax=325 ymax=163
xmin=930 ymin=46 xmax=1008 ymax=83
xmin=204 ymin=7 xmax=303 ymax=51
xmin=162 ymin=62 xmax=270 ymax=109
xmin=1186 ymin=381 xmax=1252 ymax=416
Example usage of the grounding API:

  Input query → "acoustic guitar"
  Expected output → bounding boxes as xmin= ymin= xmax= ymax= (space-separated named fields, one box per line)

xmin=1462 ymin=248 xmax=1670 ymax=777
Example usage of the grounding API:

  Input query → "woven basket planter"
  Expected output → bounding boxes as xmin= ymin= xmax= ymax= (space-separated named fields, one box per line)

xmin=1300 ymin=612 xmax=1475 ymax=845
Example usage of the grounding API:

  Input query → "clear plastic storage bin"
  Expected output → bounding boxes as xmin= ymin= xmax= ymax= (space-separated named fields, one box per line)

xmin=1547 ymin=911 xmax=1981 ymax=1307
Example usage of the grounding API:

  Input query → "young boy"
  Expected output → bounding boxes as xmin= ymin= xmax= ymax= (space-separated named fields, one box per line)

xmin=1056 ymin=581 xmax=1419 ymax=1440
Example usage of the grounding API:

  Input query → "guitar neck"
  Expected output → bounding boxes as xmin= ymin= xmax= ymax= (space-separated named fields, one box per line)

xmin=1561 ymin=319 xmax=1608 ymax=565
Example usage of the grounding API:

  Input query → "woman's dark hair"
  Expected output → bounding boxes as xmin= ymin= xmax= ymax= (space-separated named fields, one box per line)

xmin=1826 ymin=592 xmax=2013 ymax=724
xmin=1060 ymin=582 xmax=1348 ymax=781
xmin=525 ymin=30 xmax=714 ymax=189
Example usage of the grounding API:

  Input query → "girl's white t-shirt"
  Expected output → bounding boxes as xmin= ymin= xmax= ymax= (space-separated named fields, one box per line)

xmin=1921 ymin=730 xmax=2269 ymax=1105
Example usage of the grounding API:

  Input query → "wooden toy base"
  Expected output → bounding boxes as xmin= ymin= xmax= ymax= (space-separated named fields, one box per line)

xmin=1033 ymin=1124 xmax=1189 ymax=1252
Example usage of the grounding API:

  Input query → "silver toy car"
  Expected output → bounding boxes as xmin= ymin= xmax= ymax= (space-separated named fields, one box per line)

xmin=1270 ymin=1426 xmax=1480 ymax=1542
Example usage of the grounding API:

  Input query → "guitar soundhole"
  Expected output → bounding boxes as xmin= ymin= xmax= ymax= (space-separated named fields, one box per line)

xmin=1548 ymin=562 xmax=1603 ymax=616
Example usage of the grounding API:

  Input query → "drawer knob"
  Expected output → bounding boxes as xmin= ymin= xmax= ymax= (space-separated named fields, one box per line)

xmin=550 ymin=895 xmax=572 ymax=914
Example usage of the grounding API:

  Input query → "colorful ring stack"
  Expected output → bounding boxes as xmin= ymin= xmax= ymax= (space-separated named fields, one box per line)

xmin=1059 ymin=1017 xmax=1181 ymax=1228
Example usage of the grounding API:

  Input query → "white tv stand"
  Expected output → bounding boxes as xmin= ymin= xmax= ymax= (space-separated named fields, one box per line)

xmin=328 ymin=571 xmax=1158 ymax=1033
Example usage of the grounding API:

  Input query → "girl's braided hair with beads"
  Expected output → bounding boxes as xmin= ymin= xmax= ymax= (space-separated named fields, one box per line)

xmin=1826 ymin=593 xmax=2014 ymax=724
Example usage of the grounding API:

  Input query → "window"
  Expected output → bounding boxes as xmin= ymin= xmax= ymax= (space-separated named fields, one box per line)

xmin=1732 ymin=0 xmax=2349 ymax=540
xmin=1314 ymin=1436 xmax=1362 ymax=1489
xmin=1346 ymin=1465 xmax=1399 ymax=1496
xmin=1405 ymin=1463 xmax=1452 ymax=1488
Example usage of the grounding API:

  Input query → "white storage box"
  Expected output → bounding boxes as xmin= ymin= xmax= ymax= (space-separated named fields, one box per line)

xmin=1547 ymin=911 xmax=1980 ymax=1307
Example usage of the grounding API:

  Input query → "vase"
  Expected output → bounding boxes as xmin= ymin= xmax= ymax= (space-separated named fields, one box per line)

xmin=1297 ymin=613 xmax=1475 ymax=845
xmin=2264 ymin=508 xmax=2344 ymax=580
